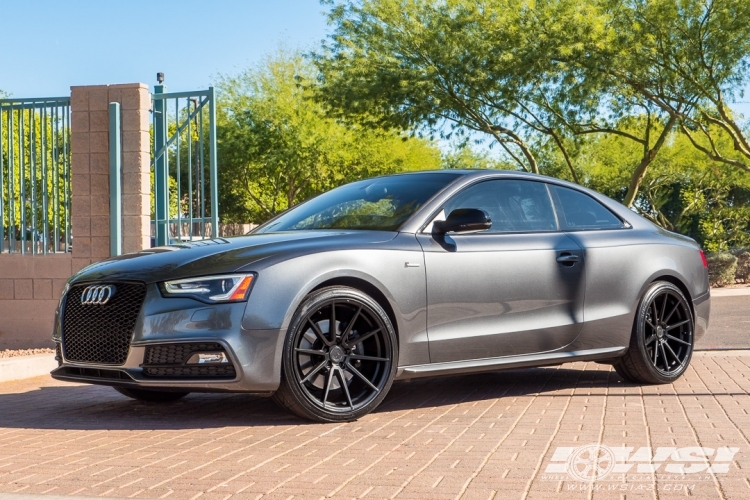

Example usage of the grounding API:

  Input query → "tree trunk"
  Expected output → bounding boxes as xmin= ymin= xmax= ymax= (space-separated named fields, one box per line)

xmin=622 ymin=115 xmax=677 ymax=208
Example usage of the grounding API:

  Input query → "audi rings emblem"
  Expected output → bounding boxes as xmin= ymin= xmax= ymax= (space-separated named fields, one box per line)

xmin=80 ymin=285 xmax=117 ymax=305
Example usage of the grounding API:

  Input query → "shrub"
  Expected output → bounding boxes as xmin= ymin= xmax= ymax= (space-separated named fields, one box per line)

xmin=707 ymin=252 xmax=738 ymax=287
xmin=736 ymin=252 xmax=750 ymax=283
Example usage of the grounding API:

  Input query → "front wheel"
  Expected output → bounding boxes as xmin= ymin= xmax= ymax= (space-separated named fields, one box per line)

xmin=273 ymin=286 xmax=398 ymax=422
xmin=114 ymin=387 xmax=190 ymax=403
xmin=614 ymin=281 xmax=694 ymax=384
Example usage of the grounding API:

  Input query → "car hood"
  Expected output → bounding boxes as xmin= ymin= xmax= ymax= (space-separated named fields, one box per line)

xmin=70 ymin=231 xmax=398 ymax=285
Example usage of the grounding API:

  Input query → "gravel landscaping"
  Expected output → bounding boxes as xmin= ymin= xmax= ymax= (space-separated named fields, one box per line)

xmin=0 ymin=349 xmax=55 ymax=359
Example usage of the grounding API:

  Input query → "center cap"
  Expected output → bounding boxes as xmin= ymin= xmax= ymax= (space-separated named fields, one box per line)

xmin=329 ymin=345 xmax=345 ymax=364
xmin=656 ymin=326 xmax=664 ymax=338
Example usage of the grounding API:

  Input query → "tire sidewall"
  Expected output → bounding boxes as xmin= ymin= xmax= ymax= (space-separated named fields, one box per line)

xmin=632 ymin=282 xmax=694 ymax=383
xmin=279 ymin=286 xmax=399 ymax=422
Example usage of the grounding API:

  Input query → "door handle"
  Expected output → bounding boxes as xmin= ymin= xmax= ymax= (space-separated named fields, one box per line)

xmin=556 ymin=253 xmax=580 ymax=265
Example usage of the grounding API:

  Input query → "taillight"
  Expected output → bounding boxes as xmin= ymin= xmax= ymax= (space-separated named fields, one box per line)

xmin=699 ymin=249 xmax=708 ymax=268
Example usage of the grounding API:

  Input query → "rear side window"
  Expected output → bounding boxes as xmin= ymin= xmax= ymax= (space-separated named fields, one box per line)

xmin=550 ymin=185 xmax=624 ymax=230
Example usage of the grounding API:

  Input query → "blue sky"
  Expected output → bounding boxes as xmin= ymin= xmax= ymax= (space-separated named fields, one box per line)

xmin=2 ymin=0 xmax=747 ymax=120
xmin=0 ymin=0 xmax=329 ymax=97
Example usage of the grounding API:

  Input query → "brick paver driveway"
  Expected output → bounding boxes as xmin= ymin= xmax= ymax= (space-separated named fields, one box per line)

xmin=1 ymin=352 xmax=750 ymax=500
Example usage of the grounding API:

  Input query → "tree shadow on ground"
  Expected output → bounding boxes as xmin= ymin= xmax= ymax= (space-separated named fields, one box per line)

xmin=0 ymin=366 xmax=634 ymax=431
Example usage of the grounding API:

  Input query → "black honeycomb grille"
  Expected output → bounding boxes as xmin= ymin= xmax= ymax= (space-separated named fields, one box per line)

xmin=143 ymin=343 xmax=236 ymax=379
xmin=62 ymin=283 xmax=146 ymax=365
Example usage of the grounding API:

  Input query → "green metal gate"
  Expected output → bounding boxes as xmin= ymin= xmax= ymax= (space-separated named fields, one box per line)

xmin=151 ymin=87 xmax=218 ymax=246
xmin=0 ymin=97 xmax=72 ymax=254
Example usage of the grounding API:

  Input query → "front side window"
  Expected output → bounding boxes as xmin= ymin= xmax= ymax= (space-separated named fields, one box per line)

xmin=550 ymin=185 xmax=624 ymax=230
xmin=440 ymin=179 xmax=558 ymax=233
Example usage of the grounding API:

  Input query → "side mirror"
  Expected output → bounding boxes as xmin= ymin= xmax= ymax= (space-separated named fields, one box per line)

xmin=433 ymin=208 xmax=492 ymax=234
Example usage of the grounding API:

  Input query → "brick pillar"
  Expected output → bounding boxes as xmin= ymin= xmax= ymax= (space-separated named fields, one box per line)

xmin=70 ymin=83 xmax=151 ymax=273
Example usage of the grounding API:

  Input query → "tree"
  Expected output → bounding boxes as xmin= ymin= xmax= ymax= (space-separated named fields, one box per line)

xmin=595 ymin=0 xmax=750 ymax=173
xmin=215 ymin=50 xmax=441 ymax=224
xmin=315 ymin=0 xmax=750 ymax=207
xmin=540 ymin=119 xmax=750 ymax=250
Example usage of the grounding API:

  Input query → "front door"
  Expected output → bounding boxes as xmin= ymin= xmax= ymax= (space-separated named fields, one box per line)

xmin=416 ymin=179 xmax=586 ymax=363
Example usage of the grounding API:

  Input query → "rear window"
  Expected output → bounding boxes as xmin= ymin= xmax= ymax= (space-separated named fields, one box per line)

xmin=550 ymin=185 xmax=624 ymax=230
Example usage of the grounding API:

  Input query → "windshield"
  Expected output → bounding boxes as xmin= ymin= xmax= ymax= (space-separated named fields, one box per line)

xmin=255 ymin=173 xmax=461 ymax=232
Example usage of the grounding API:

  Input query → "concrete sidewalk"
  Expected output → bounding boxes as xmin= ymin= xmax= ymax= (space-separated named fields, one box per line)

xmin=0 ymin=355 xmax=56 ymax=383
xmin=0 ymin=352 xmax=749 ymax=499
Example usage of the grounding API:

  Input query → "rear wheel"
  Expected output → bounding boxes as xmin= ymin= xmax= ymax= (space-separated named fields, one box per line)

xmin=273 ymin=286 xmax=398 ymax=422
xmin=614 ymin=281 xmax=694 ymax=384
xmin=114 ymin=387 xmax=190 ymax=403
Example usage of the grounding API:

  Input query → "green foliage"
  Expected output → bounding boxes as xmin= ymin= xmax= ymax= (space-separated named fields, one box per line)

xmin=316 ymin=0 xmax=750 ymax=208
xmin=706 ymin=252 xmax=738 ymax=287
xmin=1 ymin=108 xmax=70 ymax=238
xmin=149 ymin=170 xmax=180 ymax=221
xmin=537 ymin=117 xmax=750 ymax=250
xmin=735 ymin=252 xmax=750 ymax=283
xmin=441 ymin=147 xmax=513 ymax=171
xmin=215 ymin=50 xmax=441 ymax=224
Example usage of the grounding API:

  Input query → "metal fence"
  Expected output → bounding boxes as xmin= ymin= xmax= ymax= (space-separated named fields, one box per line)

xmin=0 ymin=97 xmax=72 ymax=254
xmin=151 ymin=87 xmax=218 ymax=246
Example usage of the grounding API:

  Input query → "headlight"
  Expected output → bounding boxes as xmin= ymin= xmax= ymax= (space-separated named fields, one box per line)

xmin=161 ymin=274 xmax=256 ymax=303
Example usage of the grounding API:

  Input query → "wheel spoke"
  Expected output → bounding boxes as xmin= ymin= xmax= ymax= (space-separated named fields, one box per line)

xmin=308 ymin=319 xmax=332 ymax=347
xmin=645 ymin=318 xmax=657 ymax=330
xmin=659 ymin=293 xmax=668 ymax=322
xmin=344 ymin=362 xmax=379 ymax=392
xmin=322 ymin=367 xmax=334 ymax=408
xmin=665 ymin=333 xmax=691 ymax=346
xmin=330 ymin=302 xmax=337 ymax=342
xmin=300 ymin=360 xmax=328 ymax=384
xmin=295 ymin=348 xmax=327 ymax=357
xmin=347 ymin=327 xmax=382 ymax=347
xmin=664 ymin=342 xmax=684 ymax=369
xmin=663 ymin=300 xmax=680 ymax=324
xmin=341 ymin=306 xmax=362 ymax=345
xmin=659 ymin=343 xmax=669 ymax=371
xmin=336 ymin=368 xmax=354 ymax=410
xmin=665 ymin=319 xmax=690 ymax=331
xmin=645 ymin=334 xmax=657 ymax=346
xmin=349 ymin=354 xmax=389 ymax=362
xmin=652 ymin=343 xmax=658 ymax=365
xmin=651 ymin=301 xmax=659 ymax=326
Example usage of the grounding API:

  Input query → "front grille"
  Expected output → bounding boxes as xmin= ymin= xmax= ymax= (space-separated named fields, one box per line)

xmin=143 ymin=343 xmax=236 ymax=379
xmin=62 ymin=283 xmax=146 ymax=365
xmin=59 ymin=366 xmax=134 ymax=381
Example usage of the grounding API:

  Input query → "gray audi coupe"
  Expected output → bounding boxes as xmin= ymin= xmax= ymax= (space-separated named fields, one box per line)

xmin=51 ymin=170 xmax=710 ymax=422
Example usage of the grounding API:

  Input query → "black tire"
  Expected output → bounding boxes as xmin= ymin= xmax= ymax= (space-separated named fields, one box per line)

xmin=613 ymin=281 xmax=694 ymax=384
xmin=272 ymin=286 xmax=398 ymax=422
xmin=114 ymin=387 xmax=190 ymax=403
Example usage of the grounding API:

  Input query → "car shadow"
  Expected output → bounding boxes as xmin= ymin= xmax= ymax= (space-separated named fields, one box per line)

xmin=0 ymin=367 xmax=633 ymax=431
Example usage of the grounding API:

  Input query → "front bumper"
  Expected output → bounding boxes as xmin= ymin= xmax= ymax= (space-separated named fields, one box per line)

xmin=693 ymin=290 xmax=710 ymax=343
xmin=52 ymin=283 xmax=285 ymax=393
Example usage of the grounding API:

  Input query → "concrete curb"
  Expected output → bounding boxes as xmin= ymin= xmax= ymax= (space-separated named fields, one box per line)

xmin=0 ymin=354 xmax=57 ymax=383
xmin=711 ymin=287 xmax=750 ymax=297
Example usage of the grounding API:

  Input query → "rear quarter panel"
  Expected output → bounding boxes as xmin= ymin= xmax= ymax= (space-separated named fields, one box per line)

xmin=564 ymin=227 xmax=707 ymax=351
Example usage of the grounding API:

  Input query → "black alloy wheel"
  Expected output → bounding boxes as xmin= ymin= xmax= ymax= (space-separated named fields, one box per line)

xmin=273 ymin=286 xmax=398 ymax=422
xmin=614 ymin=281 xmax=694 ymax=384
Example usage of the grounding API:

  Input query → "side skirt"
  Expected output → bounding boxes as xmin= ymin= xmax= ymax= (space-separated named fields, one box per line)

xmin=395 ymin=346 xmax=628 ymax=380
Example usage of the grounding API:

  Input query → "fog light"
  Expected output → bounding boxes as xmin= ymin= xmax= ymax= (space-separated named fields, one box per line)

xmin=186 ymin=352 xmax=229 ymax=364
